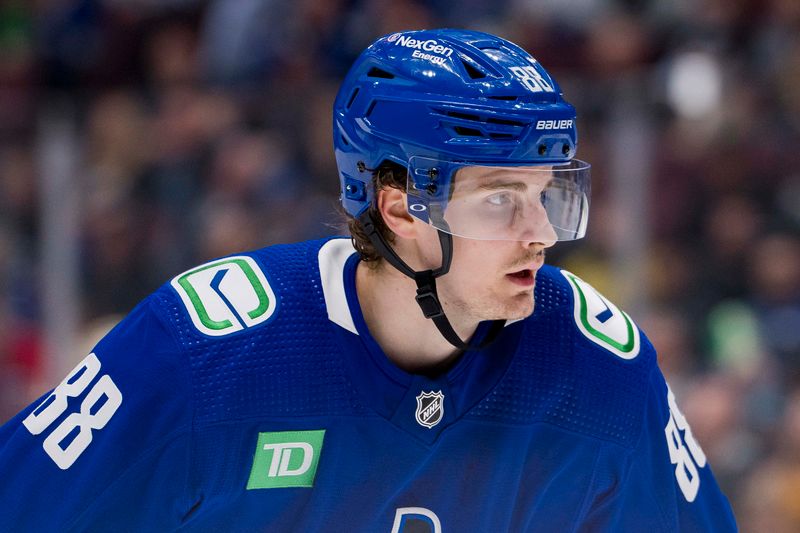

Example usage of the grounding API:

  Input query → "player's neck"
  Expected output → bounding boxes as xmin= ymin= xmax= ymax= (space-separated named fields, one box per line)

xmin=355 ymin=259 xmax=479 ymax=375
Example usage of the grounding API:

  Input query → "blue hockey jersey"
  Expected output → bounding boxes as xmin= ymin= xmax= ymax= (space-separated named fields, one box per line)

xmin=0 ymin=237 xmax=737 ymax=531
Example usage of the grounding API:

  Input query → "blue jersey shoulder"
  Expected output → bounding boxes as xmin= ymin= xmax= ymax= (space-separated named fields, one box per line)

xmin=470 ymin=264 xmax=657 ymax=448
xmin=152 ymin=237 xmax=365 ymax=425
xmin=158 ymin=239 xmax=328 ymax=340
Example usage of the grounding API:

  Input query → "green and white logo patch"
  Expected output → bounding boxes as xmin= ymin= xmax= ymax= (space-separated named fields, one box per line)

xmin=561 ymin=270 xmax=640 ymax=360
xmin=171 ymin=256 xmax=277 ymax=336
xmin=247 ymin=430 xmax=325 ymax=489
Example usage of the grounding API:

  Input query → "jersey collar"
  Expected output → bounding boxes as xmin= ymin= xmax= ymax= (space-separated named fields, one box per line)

xmin=318 ymin=238 xmax=523 ymax=444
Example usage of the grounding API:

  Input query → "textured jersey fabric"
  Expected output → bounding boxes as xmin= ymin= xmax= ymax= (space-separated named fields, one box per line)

xmin=0 ymin=237 xmax=737 ymax=531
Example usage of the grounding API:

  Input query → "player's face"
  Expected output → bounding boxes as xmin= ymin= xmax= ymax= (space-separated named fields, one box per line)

xmin=413 ymin=166 xmax=556 ymax=322
xmin=441 ymin=236 xmax=551 ymax=322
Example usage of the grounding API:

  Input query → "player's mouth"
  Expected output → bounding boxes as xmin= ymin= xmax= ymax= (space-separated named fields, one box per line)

xmin=506 ymin=268 xmax=536 ymax=287
xmin=505 ymin=251 xmax=545 ymax=288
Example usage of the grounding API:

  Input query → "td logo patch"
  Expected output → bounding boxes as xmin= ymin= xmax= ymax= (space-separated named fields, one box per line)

xmin=247 ymin=430 xmax=326 ymax=489
xmin=171 ymin=256 xmax=277 ymax=336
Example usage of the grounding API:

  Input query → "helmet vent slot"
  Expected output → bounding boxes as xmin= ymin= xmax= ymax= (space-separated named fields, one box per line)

xmin=445 ymin=111 xmax=481 ymax=122
xmin=346 ymin=88 xmax=360 ymax=109
xmin=488 ymin=95 xmax=518 ymax=101
xmin=460 ymin=59 xmax=487 ymax=79
xmin=367 ymin=67 xmax=395 ymax=79
xmin=486 ymin=117 xmax=525 ymax=127
xmin=453 ymin=126 xmax=484 ymax=137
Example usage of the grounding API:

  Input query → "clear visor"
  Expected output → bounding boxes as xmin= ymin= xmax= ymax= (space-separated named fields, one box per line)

xmin=406 ymin=157 xmax=591 ymax=243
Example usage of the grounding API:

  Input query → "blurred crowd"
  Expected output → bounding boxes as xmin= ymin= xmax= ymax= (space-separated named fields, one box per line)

xmin=0 ymin=0 xmax=799 ymax=528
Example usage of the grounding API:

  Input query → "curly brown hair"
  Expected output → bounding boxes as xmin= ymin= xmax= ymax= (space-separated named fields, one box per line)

xmin=346 ymin=160 xmax=407 ymax=267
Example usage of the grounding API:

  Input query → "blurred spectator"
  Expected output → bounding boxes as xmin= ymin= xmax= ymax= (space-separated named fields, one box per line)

xmin=749 ymin=232 xmax=800 ymax=381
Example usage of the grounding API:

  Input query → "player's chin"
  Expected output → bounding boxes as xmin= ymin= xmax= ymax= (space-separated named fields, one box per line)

xmin=487 ymin=294 xmax=535 ymax=321
xmin=507 ymin=301 xmax=535 ymax=321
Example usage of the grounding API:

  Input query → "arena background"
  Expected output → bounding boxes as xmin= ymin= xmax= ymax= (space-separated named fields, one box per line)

xmin=0 ymin=0 xmax=798 ymax=528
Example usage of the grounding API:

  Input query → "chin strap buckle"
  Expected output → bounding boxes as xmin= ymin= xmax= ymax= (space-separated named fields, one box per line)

xmin=415 ymin=287 xmax=444 ymax=319
xmin=414 ymin=270 xmax=444 ymax=319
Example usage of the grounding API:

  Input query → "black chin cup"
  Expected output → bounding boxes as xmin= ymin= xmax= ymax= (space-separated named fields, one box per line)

xmin=357 ymin=210 xmax=505 ymax=350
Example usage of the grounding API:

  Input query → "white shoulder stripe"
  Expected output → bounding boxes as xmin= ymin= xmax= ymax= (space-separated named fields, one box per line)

xmin=318 ymin=239 xmax=359 ymax=334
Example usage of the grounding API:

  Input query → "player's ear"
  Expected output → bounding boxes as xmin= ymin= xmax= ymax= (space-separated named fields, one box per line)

xmin=377 ymin=187 xmax=416 ymax=239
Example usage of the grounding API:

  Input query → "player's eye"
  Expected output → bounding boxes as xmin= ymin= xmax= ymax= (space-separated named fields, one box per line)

xmin=485 ymin=192 xmax=513 ymax=207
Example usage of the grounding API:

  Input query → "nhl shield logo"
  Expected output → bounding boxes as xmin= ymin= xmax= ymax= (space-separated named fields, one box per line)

xmin=415 ymin=391 xmax=444 ymax=429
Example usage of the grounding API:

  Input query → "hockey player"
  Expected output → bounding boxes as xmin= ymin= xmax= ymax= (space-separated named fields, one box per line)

xmin=0 ymin=29 xmax=736 ymax=531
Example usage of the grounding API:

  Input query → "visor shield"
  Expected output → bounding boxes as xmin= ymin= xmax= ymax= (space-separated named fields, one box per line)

xmin=406 ymin=157 xmax=591 ymax=243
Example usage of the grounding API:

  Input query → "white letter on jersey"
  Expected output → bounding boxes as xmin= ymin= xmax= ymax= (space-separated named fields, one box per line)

xmin=391 ymin=507 xmax=442 ymax=533
xmin=664 ymin=385 xmax=707 ymax=502
xmin=23 ymin=353 xmax=122 ymax=470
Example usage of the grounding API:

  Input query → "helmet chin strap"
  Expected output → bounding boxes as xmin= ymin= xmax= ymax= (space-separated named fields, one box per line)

xmin=358 ymin=211 xmax=506 ymax=351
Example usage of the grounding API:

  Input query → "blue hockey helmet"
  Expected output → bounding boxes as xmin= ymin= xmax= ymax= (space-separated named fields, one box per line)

xmin=334 ymin=29 xmax=590 ymax=242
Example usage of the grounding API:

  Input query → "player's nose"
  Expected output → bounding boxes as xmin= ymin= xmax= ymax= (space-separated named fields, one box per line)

xmin=517 ymin=201 xmax=557 ymax=248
